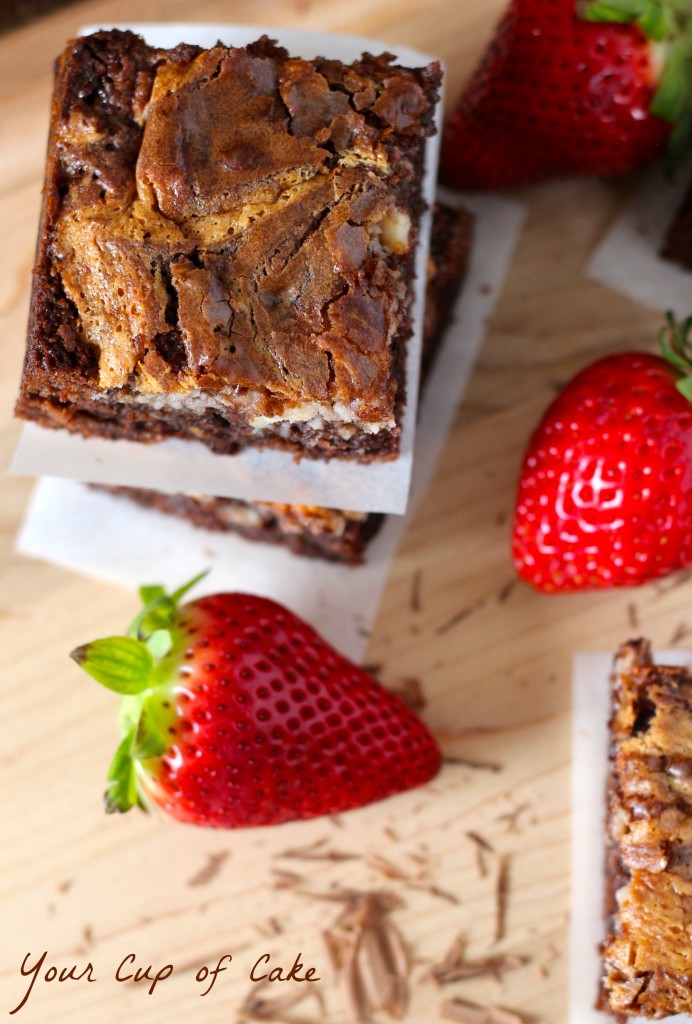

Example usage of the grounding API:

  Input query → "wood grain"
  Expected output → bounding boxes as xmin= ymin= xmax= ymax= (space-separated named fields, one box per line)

xmin=0 ymin=2 xmax=689 ymax=1023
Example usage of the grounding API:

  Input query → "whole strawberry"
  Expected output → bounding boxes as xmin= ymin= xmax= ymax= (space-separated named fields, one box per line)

xmin=512 ymin=318 xmax=692 ymax=592
xmin=441 ymin=0 xmax=692 ymax=190
xmin=71 ymin=578 xmax=441 ymax=828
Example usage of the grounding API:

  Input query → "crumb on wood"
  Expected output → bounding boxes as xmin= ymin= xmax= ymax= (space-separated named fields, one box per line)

xmin=440 ymin=997 xmax=528 ymax=1024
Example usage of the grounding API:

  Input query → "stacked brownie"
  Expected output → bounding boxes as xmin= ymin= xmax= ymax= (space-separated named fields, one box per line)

xmin=15 ymin=28 xmax=474 ymax=564
xmin=98 ymin=201 xmax=473 ymax=563
xmin=600 ymin=639 xmax=692 ymax=1019
xmin=16 ymin=29 xmax=442 ymax=462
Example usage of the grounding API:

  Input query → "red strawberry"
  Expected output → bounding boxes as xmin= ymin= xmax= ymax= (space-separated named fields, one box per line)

xmin=441 ymin=0 xmax=692 ymax=189
xmin=512 ymin=317 xmax=692 ymax=592
xmin=70 ymin=578 xmax=441 ymax=828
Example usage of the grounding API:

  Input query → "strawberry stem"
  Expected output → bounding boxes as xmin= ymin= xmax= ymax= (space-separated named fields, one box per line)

xmin=659 ymin=311 xmax=692 ymax=401
xmin=71 ymin=572 xmax=208 ymax=815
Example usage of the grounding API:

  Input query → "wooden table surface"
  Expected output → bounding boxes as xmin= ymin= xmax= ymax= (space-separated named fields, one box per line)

xmin=1 ymin=2 xmax=689 ymax=1022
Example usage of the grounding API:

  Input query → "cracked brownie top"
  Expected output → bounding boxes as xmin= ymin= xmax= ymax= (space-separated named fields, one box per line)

xmin=37 ymin=30 xmax=440 ymax=444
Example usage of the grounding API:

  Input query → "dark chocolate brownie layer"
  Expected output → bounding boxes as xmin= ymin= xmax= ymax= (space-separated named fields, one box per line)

xmin=16 ymin=29 xmax=442 ymax=461
xmin=661 ymin=180 xmax=692 ymax=271
xmin=600 ymin=640 xmax=692 ymax=1019
xmin=95 ymin=201 xmax=473 ymax=563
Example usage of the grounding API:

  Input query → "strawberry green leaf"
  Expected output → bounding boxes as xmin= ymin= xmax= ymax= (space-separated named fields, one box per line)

xmin=127 ymin=573 xmax=207 ymax=643
xmin=145 ymin=629 xmax=173 ymax=659
xmin=583 ymin=1 xmax=647 ymax=23
xmin=677 ymin=375 xmax=692 ymax=400
xmin=104 ymin=727 xmax=139 ymax=813
xmin=170 ymin=570 xmax=209 ymax=605
xmin=583 ymin=0 xmax=669 ymax=37
xmin=638 ymin=2 xmax=667 ymax=37
xmin=659 ymin=312 xmax=692 ymax=403
xmin=131 ymin=697 xmax=169 ymax=760
xmin=128 ymin=597 xmax=174 ymax=641
xmin=139 ymin=585 xmax=167 ymax=605
xmin=665 ymin=101 xmax=692 ymax=171
xmin=70 ymin=637 xmax=153 ymax=694
xmin=584 ymin=0 xmax=674 ymax=40
xmin=650 ymin=40 xmax=691 ymax=122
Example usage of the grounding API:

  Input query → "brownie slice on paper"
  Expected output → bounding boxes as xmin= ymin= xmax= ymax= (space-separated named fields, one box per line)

xmin=16 ymin=29 xmax=442 ymax=462
xmin=600 ymin=638 xmax=692 ymax=1019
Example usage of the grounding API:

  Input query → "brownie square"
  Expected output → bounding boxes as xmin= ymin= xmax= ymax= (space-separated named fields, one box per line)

xmin=16 ymin=29 xmax=441 ymax=462
xmin=92 ymin=201 xmax=472 ymax=562
xmin=600 ymin=639 xmax=692 ymax=1019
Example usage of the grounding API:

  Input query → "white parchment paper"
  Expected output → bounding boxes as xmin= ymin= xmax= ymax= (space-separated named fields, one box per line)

xmin=571 ymin=648 xmax=692 ymax=1024
xmin=587 ymin=158 xmax=692 ymax=314
xmin=16 ymin=193 xmax=525 ymax=661
xmin=10 ymin=23 xmax=446 ymax=516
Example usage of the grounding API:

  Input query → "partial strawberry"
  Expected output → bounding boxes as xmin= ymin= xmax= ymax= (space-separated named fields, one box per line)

xmin=70 ymin=579 xmax=441 ymax=828
xmin=441 ymin=0 xmax=692 ymax=190
xmin=512 ymin=316 xmax=692 ymax=592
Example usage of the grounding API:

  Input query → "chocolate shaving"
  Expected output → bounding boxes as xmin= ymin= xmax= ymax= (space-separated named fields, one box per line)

xmin=466 ymin=832 xmax=495 ymax=853
xmin=430 ymin=933 xmax=526 ymax=985
xmin=388 ymin=678 xmax=426 ymax=712
xmin=255 ymin=916 xmax=285 ymax=939
xmin=494 ymin=854 xmax=510 ymax=944
xmin=366 ymin=853 xmax=416 ymax=882
xmin=669 ymin=620 xmax=692 ymax=645
xmin=187 ymin=850 xmax=230 ymax=887
xmin=497 ymin=579 xmax=516 ymax=604
xmin=323 ymin=893 xmax=409 ymax=1024
xmin=411 ymin=569 xmax=422 ymax=612
xmin=440 ymin=998 xmax=527 ymax=1024
xmin=436 ymin=600 xmax=485 ymax=637
xmin=238 ymin=979 xmax=325 ymax=1023
xmin=423 ymin=884 xmax=460 ymax=906
xmin=466 ymin=832 xmax=494 ymax=878
xmin=444 ymin=755 xmax=503 ymax=772
xmin=282 ymin=848 xmax=358 ymax=862
xmin=497 ymin=803 xmax=530 ymax=833
xmin=271 ymin=869 xmax=304 ymax=890
xmin=365 ymin=853 xmax=459 ymax=905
